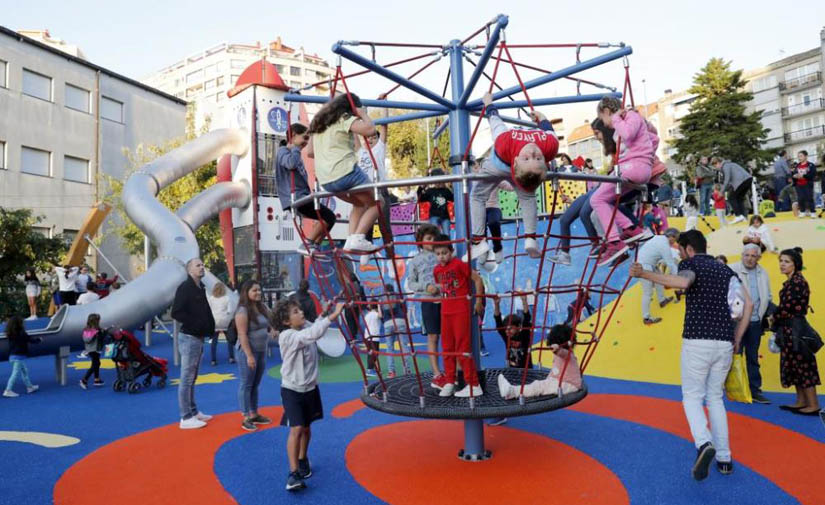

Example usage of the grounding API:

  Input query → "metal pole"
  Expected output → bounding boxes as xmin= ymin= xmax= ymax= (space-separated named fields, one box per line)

xmin=426 ymin=117 xmax=431 ymax=166
xmin=470 ymin=92 xmax=622 ymax=110
xmin=283 ymin=94 xmax=449 ymax=113
xmin=456 ymin=14 xmax=507 ymax=109
xmin=144 ymin=235 xmax=152 ymax=346
xmin=447 ymin=39 xmax=487 ymax=461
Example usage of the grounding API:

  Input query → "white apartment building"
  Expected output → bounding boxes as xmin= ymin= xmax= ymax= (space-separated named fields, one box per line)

xmin=0 ymin=27 xmax=186 ymax=277
xmin=142 ymin=37 xmax=334 ymax=129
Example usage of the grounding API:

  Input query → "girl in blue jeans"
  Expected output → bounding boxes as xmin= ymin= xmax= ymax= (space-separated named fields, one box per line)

xmin=235 ymin=280 xmax=275 ymax=431
xmin=3 ymin=316 xmax=40 ymax=397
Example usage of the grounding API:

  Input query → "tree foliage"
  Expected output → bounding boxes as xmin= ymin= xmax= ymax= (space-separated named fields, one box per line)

xmin=0 ymin=208 xmax=68 ymax=319
xmin=101 ymin=105 xmax=226 ymax=276
xmin=386 ymin=114 xmax=451 ymax=180
xmin=671 ymin=58 xmax=773 ymax=175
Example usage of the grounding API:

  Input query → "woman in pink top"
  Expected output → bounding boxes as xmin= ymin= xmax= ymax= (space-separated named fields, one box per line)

xmin=590 ymin=97 xmax=656 ymax=266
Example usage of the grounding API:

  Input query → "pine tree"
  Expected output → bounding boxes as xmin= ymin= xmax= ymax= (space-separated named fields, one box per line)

xmin=671 ymin=58 xmax=772 ymax=178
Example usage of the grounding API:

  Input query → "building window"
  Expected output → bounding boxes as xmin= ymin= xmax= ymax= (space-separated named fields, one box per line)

xmin=32 ymin=226 xmax=51 ymax=238
xmin=231 ymin=74 xmax=240 ymax=84
xmin=22 ymin=68 xmax=52 ymax=101
xmin=204 ymin=79 xmax=215 ymax=90
xmin=21 ymin=146 xmax=51 ymax=177
xmin=64 ymin=155 xmax=89 ymax=183
xmin=231 ymin=59 xmax=246 ymax=69
xmin=61 ymin=228 xmax=79 ymax=249
xmin=0 ymin=60 xmax=6 ymax=88
xmin=290 ymin=66 xmax=301 ymax=76
xmin=752 ymin=75 xmax=777 ymax=93
xmin=65 ymin=84 xmax=90 ymax=112
xmin=289 ymin=80 xmax=301 ymax=89
xmin=216 ymin=93 xmax=225 ymax=102
xmin=216 ymin=76 xmax=225 ymax=86
xmin=101 ymin=96 xmax=123 ymax=123
xmin=186 ymin=69 xmax=203 ymax=84
xmin=0 ymin=140 xmax=5 ymax=169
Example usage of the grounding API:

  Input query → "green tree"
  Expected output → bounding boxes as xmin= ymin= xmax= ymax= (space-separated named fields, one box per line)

xmin=0 ymin=208 xmax=68 ymax=319
xmin=101 ymin=105 xmax=226 ymax=276
xmin=386 ymin=115 xmax=451 ymax=180
xmin=671 ymin=58 xmax=773 ymax=175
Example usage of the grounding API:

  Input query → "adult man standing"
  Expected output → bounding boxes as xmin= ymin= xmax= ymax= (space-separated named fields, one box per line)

xmin=695 ymin=156 xmax=715 ymax=216
xmin=171 ymin=258 xmax=216 ymax=429
xmin=730 ymin=244 xmax=772 ymax=404
xmin=630 ymin=230 xmax=752 ymax=481
xmin=636 ymin=228 xmax=679 ymax=325
xmin=773 ymin=151 xmax=790 ymax=209
xmin=712 ymin=157 xmax=752 ymax=224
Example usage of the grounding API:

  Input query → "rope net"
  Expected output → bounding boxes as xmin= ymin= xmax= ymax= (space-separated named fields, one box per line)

xmin=286 ymin=29 xmax=647 ymax=414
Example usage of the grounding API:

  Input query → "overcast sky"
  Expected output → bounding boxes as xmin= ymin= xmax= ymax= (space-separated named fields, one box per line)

xmin=5 ymin=0 xmax=825 ymax=130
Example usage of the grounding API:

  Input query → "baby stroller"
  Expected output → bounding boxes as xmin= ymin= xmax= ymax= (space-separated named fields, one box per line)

xmin=109 ymin=329 xmax=168 ymax=393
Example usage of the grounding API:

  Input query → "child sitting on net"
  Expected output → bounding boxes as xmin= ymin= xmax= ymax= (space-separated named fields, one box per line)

xmin=467 ymin=92 xmax=559 ymax=261
xmin=497 ymin=323 xmax=582 ymax=400
xmin=590 ymin=97 xmax=657 ymax=266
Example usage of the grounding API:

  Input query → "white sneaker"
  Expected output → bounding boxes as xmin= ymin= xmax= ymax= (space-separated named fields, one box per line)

xmin=481 ymin=249 xmax=498 ymax=273
xmin=296 ymin=243 xmax=316 ymax=257
xmin=342 ymin=235 xmax=356 ymax=251
xmin=25 ymin=315 xmax=37 ymax=321
xmin=454 ymin=384 xmax=483 ymax=397
xmin=730 ymin=215 xmax=746 ymax=224
xmin=462 ymin=240 xmax=490 ymax=262
xmin=811 ymin=213 xmax=818 ymax=219
xmin=3 ymin=390 xmax=19 ymax=398
xmin=439 ymin=383 xmax=455 ymax=397
xmin=524 ymin=237 xmax=541 ymax=258
xmin=494 ymin=250 xmax=504 ymax=264
xmin=548 ymin=251 xmax=571 ymax=265
xmin=348 ymin=234 xmax=378 ymax=252
xmin=195 ymin=411 xmax=213 ymax=422
xmin=179 ymin=417 xmax=207 ymax=429
xmin=26 ymin=385 xmax=39 ymax=394
xmin=360 ymin=252 xmax=372 ymax=266
xmin=497 ymin=373 xmax=513 ymax=400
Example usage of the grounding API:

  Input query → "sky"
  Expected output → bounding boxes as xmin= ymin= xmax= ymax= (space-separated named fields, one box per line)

xmin=5 ymin=0 xmax=825 ymax=132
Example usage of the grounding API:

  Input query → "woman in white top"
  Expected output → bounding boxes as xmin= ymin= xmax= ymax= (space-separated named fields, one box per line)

xmin=207 ymin=282 xmax=239 ymax=366
xmin=54 ymin=265 xmax=79 ymax=306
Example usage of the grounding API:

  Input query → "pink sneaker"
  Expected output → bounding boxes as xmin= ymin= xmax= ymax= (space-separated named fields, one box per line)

xmin=597 ymin=241 xmax=629 ymax=267
xmin=620 ymin=226 xmax=652 ymax=244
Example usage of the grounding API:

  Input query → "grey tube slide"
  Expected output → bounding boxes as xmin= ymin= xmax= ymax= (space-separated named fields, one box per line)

xmin=0 ymin=129 xmax=250 ymax=360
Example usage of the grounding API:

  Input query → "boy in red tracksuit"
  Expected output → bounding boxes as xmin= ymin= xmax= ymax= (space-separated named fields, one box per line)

xmin=430 ymin=234 xmax=485 ymax=398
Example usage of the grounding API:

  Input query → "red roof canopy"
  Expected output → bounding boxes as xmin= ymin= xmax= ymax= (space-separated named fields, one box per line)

xmin=227 ymin=59 xmax=289 ymax=97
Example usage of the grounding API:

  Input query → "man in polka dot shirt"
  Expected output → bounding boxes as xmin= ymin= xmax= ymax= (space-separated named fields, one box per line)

xmin=630 ymin=230 xmax=753 ymax=482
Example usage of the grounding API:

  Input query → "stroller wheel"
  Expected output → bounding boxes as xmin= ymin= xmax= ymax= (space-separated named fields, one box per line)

xmin=127 ymin=382 xmax=141 ymax=394
xmin=143 ymin=377 xmax=152 ymax=387
xmin=157 ymin=377 xmax=167 ymax=389
xmin=113 ymin=379 xmax=125 ymax=392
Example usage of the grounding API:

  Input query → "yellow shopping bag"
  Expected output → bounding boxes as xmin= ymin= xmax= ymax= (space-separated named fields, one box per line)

xmin=725 ymin=354 xmax=752 ymax=403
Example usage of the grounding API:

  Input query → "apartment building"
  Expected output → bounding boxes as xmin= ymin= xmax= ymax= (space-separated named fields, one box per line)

xmin=142 ymin=37 xmax=334 ymax=129
xmin=0 ymin=27 xmax=186 ymax=276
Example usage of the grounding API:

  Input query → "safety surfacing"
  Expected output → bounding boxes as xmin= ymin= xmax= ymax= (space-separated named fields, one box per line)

xmin=1 ymin=212 xmax=824 ymax=505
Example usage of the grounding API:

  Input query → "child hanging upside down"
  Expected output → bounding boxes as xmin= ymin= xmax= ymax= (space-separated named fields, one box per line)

xmin=430 ymin=234 xmax=486 ymax=397
xmin=498 ymin=324 xmax=582 ymax=399
xmin=307 ymin=93 xmax=380 ymax=253
xmin=468 ymin=92 xmax=559 ymax=261
xmin=591 ymin=97 xmax=656 ymax=266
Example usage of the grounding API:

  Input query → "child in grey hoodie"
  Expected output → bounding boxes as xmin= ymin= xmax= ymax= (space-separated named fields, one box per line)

xmin=405 ymin=223 xmax=445 ymax=388
xmin=275 ymin=298 xmax=345 ymax=491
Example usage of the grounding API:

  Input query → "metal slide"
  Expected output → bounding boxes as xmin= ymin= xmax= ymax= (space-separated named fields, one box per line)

xmin=0 ymin=129 xmax=250 ymax=360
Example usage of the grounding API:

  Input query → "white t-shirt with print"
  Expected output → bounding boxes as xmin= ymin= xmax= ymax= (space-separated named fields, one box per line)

xmin=357 ymin=139 xmax=388 ymax=182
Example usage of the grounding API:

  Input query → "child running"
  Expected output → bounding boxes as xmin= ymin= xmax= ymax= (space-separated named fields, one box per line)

xmin=468 ymin=92 xmax=559 ymax=261
xmin=406 ymin=224 xmax=444 ymax=386
xmin=307 ymin=93 xmax=379 ymax=253
xmin=3 ymin=316 xmax=40 ymax=397
xmin=498 ymin=323 xmax=582 ymax=399
xmin=275 ymin=298 xmax=345 ymax=491
xmin=79 ymin=313 xmax=105 ymax=389
xmin=591 ymin=97 xmax=656 ymax=266
xmin=431 ymin=234 xmax=485 ymax=397
xmin=276 ymin=123 xmax=336 ymax=256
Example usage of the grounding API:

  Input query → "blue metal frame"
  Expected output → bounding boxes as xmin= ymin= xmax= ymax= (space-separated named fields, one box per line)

xmin=281 ymin=14 xmax=632 ymax=461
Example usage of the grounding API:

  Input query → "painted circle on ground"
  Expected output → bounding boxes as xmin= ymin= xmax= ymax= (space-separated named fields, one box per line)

xmin=268 ymin=354 xmax=431 ymax=383
xmin=346 ymin=420 xmax=629 ymax=505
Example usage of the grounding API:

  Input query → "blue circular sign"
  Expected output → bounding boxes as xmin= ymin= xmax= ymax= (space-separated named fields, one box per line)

xmin=267 ymin=107 xmax=288 ymax=134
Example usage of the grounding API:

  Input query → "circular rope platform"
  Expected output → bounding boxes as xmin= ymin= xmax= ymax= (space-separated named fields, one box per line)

xmin=361 ymin=368 xmax=587 ymax=420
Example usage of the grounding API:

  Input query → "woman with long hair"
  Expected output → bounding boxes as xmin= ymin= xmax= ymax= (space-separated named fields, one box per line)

xmin=24 ymin=269 xmax=40 ymax=320
xmin=773 ymin=247 xmax=821 ymax=415
xmin=207 ymin=282 xmax=238 ymax=366
xmin=234 ymin=280 xmax=276 ymax=431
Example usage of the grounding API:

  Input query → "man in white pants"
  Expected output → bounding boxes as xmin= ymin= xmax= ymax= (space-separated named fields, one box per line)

xmin=630 ymin=230 xmax=752 ymax=481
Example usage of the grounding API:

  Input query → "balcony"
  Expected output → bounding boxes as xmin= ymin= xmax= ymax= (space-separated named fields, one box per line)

xmin=779 ymin=71 xmax=822 ymax=93
xmin=784 ymin=125 xmax=825 ymax=143
xmin=782 ymin=98 xmax=825 ymax=118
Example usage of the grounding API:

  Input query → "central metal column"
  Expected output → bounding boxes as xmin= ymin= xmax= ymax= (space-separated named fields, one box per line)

xmin=447 ymin=39 xmax=489 ymax=461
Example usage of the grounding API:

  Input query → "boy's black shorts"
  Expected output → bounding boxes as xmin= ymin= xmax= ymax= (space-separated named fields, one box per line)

xmin=280 ymin=386 xmax=324 ymax=427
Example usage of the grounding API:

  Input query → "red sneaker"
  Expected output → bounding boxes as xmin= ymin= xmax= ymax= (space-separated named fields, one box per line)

xmin=620 ymin=226 xmax=652 ymax=244
xmin=431 ymin=374 xmax=449 ymax=390
xmin=597 ymin=241 xmax=629 ymax=267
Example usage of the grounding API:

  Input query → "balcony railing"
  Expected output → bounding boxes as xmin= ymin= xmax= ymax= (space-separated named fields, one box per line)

xmin=782 ymin=98 xmax=825 ymax=117
xmin=779 ymin=71 xmax=822 ymax=92
xmin=784 ymin=125 xmax=825 ymax=143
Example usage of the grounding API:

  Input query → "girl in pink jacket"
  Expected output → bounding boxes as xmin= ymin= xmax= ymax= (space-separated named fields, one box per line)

xmin=590 ymin=97 xmax=656 ymax=266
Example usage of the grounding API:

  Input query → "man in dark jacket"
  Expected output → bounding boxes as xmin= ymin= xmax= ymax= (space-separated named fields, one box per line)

xmin=171 ymin=258 xmax=215 ymax=429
